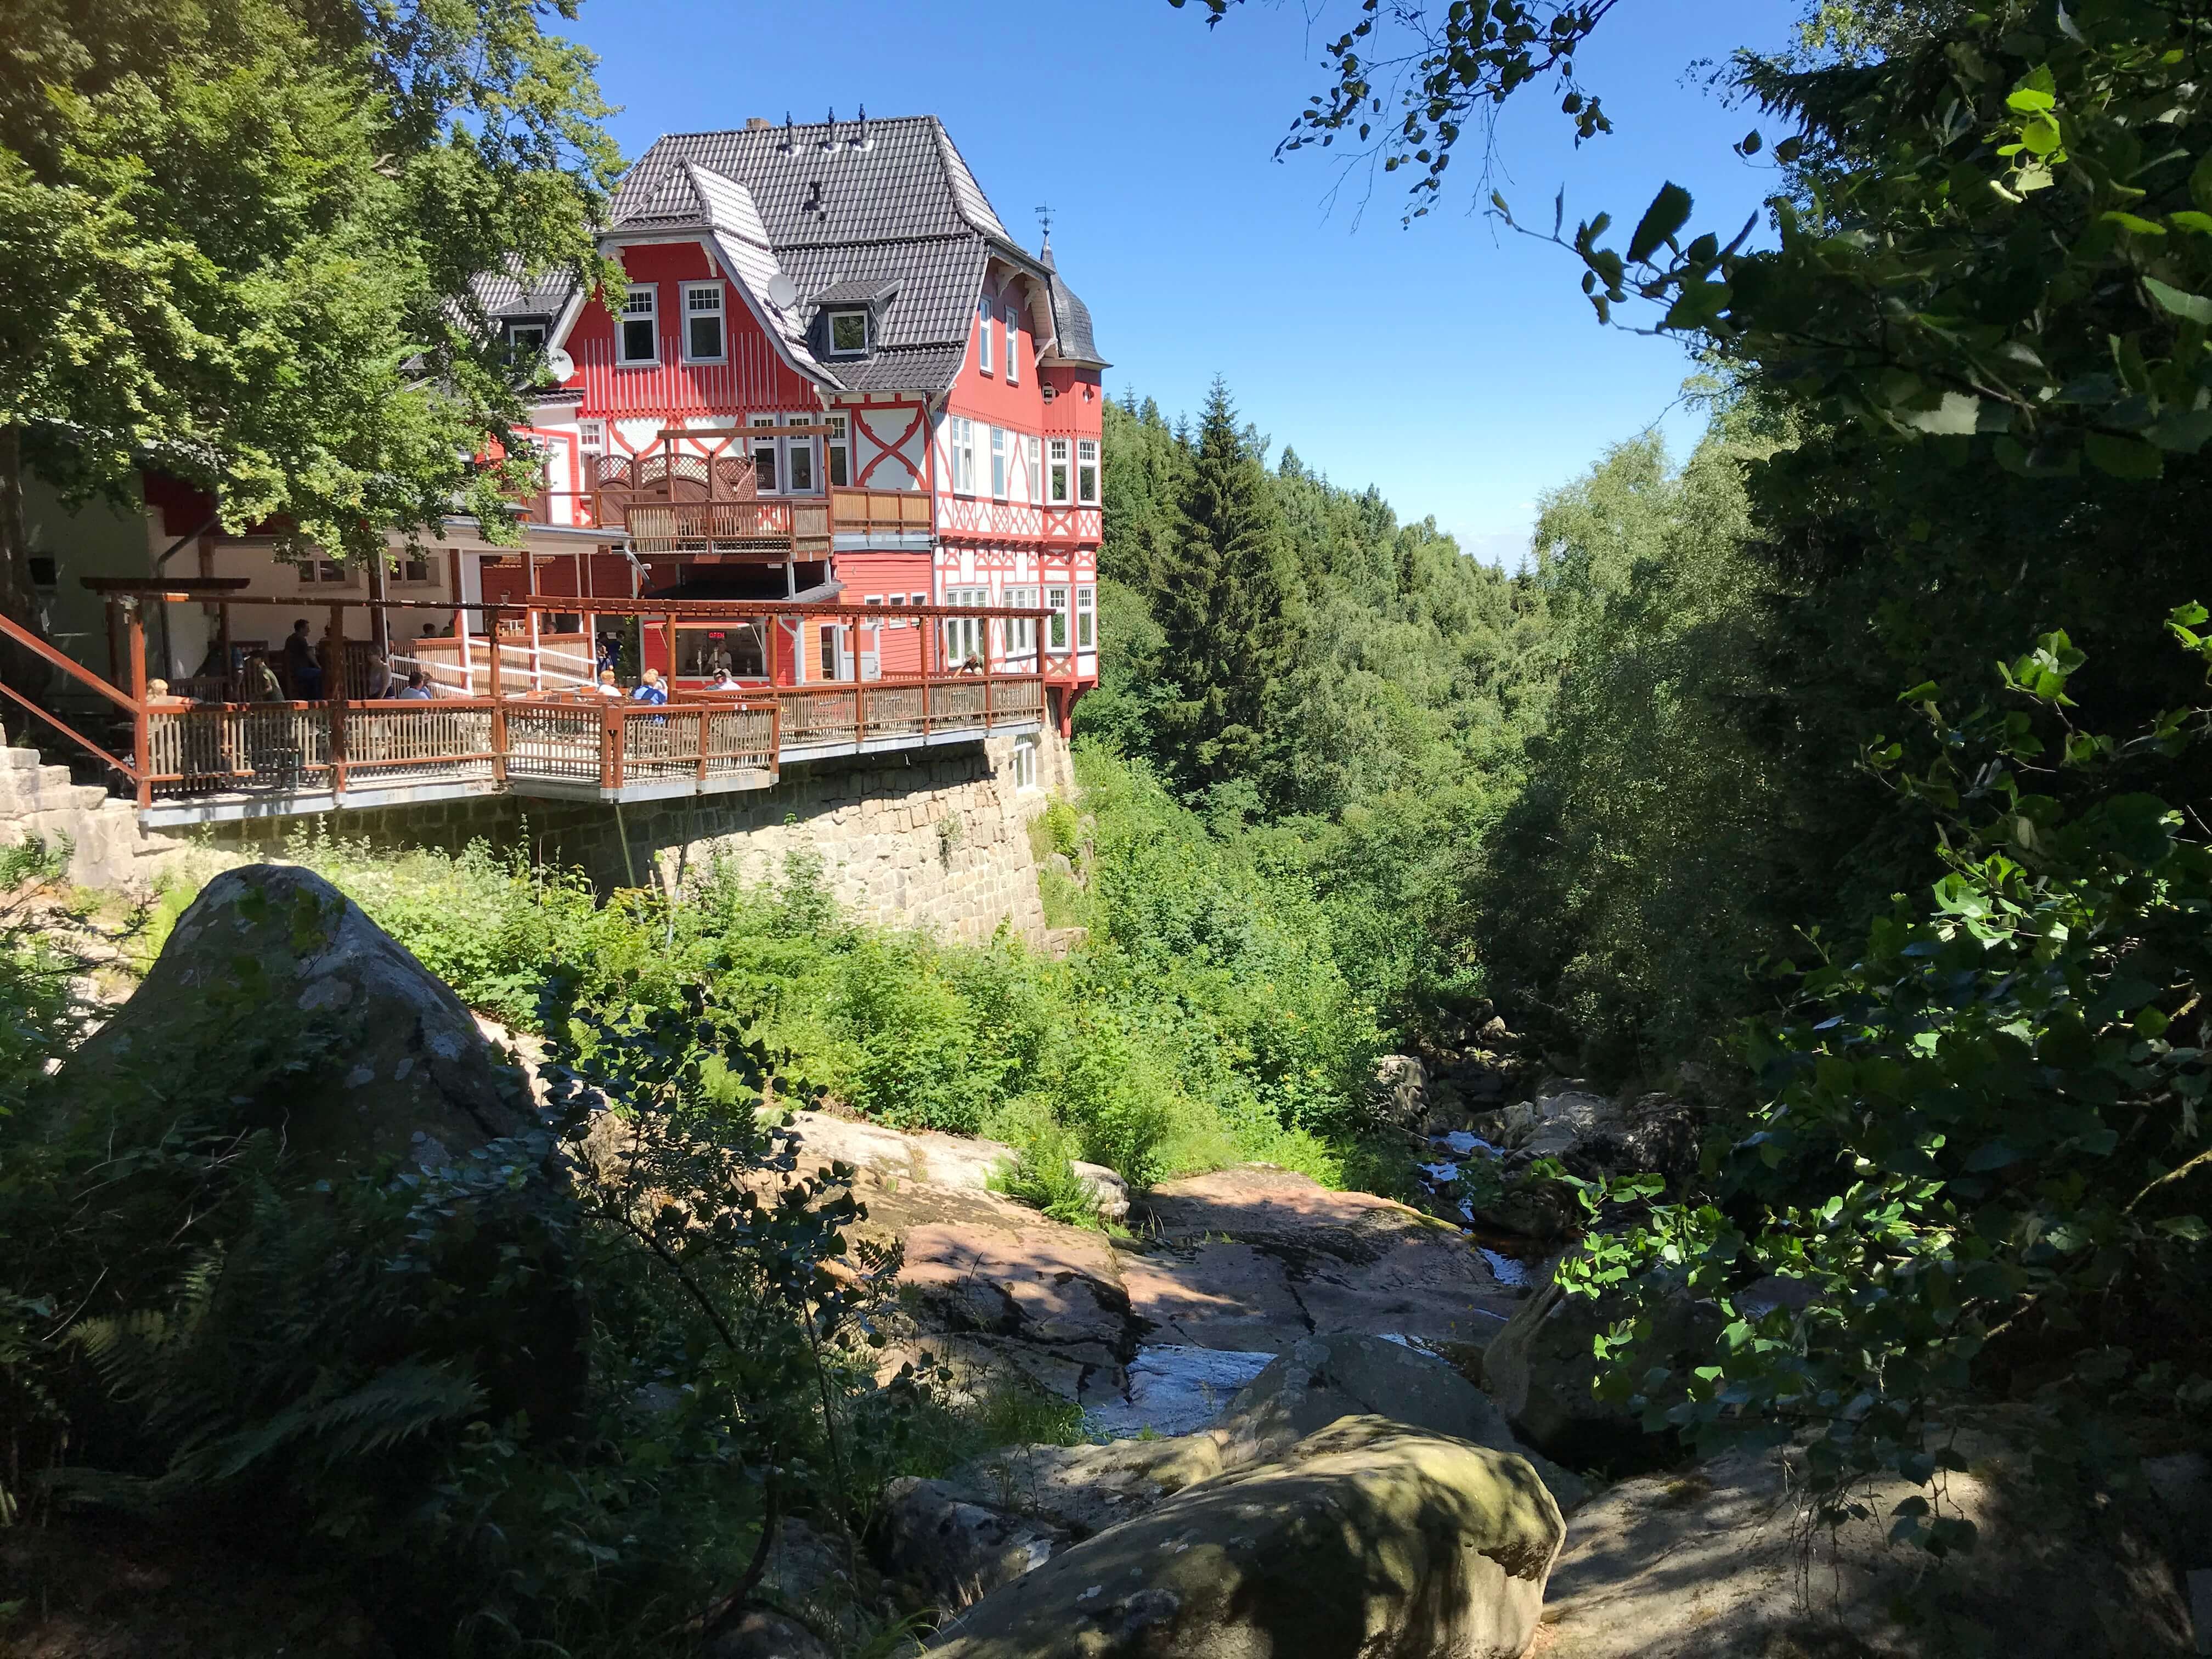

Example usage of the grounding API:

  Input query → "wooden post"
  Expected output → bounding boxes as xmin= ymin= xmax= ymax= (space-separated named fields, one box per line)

xmin=525 ymin=553 xmax=542 ymax=691
xmin=216 ymin=599 xmax=232 ymax=698
xmin=106 ymin=599 xmax=122 ymax=687
xmin=366 ymin=546 xmax=391 ymax=686
xmin=327 ymin=601 xmax=347 ymax=797
xmin=663 ymin=612 xmax=676 ymax=688
xmin=601 ymin=700 xmax=624 ymax=792
xmin=124 ymin=599 xmax=150 ymax=808
xmin=486 ymin=605 xmax=507 ymax=786
xmin=459 ymin=624 xmax=474 ymax=698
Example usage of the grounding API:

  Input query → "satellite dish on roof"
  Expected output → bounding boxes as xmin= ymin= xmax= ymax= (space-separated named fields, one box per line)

xmin=767 ymin=273 xmax=800 ymax=311
xmin=544 ymin=347 xmax=576 ymax=383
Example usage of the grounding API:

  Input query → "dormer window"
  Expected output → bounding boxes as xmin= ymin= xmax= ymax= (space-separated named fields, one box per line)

xmin=828 ymin=309 xmax=868 ymax=356
xmin=505 ymin=320 xmax=546 ymax=357
xmin=683 ymin=283 xmax=725 ymax=362
xmin=618 ymin=285 xmax=658 ymax=365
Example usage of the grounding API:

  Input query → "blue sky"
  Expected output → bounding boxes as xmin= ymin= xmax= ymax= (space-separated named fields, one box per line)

xmin=566 ymin=1 xmax=1800 ymax=566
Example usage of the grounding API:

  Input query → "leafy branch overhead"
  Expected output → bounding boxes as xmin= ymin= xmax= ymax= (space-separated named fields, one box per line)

xmin=1170 ymin=0 xmax=1619 ymax=207
xmin=1497 ymin=6 xmax=2212 ymax=479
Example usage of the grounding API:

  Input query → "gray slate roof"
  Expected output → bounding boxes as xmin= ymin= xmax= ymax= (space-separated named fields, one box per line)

xmin=490 ymin=114 xmax=1103 ymax=397
xmin=1039 ymin=239 xmax=1105 ymax=369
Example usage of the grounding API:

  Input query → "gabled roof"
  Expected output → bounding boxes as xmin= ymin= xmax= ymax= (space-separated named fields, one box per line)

xmin=482 ymin=114 xmax=1101 ymax=402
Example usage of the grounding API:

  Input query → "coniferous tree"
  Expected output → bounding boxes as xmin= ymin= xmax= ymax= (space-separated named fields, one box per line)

xmin=1152 ymin=379 xmax=1304 ymax=790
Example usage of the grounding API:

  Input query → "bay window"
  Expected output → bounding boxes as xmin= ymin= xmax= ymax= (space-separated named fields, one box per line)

xmin=1003 ymin=585 xmax=1037 ymax=657
xmin=1045 ymin=584 xmax=1069 ymax=651
xmin=1076 ymin=439 xmax=1099 ymax=505
xmin=618 ymin=285 xmax=658 ymax=365
xmin=1046 ymin=437 xmax=1071 ymax=505
xmin=1076 ymin=584 xmax=1096 ymax=650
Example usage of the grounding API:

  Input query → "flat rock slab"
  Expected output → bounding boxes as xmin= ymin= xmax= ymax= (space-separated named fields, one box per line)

xmin=1538 ymin=1442 xmax=2193 ymax=1659
xmin=1124 ymin=1166 xmax=1520 ymax=1353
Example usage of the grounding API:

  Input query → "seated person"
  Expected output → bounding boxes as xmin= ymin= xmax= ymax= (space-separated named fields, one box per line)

xmin=143 ymin=678 xmax=194 ymax=710
xmin=707 ymin=667 xmax=738 ymax=690
xmin=595 ymin=669 xmax=624 ymax=698
xmin=281 ymin=619 xmax=321 ymax=697
xmin=629 ymin=668 xmax=668 ymax=707
xmin=396 ymin=671 xmax=435 ymax=701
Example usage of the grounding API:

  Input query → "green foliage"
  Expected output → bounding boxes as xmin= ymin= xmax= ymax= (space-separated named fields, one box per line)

xmin=1147 ymin=379 xmax=1307 ymax=788
xmin=0 ymin=834 xmax=67 ymax=891
xmin=1565 ymin=617 xmax=2212 ymax=1530
xmin=0 ymin=0 xmax=621 ymax=613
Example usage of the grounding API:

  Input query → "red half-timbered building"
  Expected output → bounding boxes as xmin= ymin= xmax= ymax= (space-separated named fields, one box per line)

xmin=482 ymin=112 xmax=1105 ymax=727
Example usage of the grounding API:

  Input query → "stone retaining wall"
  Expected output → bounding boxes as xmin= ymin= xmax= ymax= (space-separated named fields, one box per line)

xmin=166 ymin=724 xmax=1070 ymax=946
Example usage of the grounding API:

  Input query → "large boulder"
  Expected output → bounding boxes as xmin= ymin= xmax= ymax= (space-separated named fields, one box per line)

xmin=1217 ymin=1332 xmax=1587 ymax=1511
xmin=1542 ymin=1435 xmax=2192 ymax=1657
xmin=942 ymin=1433 xmax=1227 ymax=1540
xmin=68 ymin=864 xmax=540 ymax=1176
xmin=1480 ymin=1278 xmax=1720 ymax=1465
xmin=927 ymin=1418 xmax=1565 ymax=1659
xmin=58 ymin=864 xmax=586 ymax=1435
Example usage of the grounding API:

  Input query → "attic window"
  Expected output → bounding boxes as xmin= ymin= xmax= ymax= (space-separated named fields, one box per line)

xmin=828 ymin=310 xmax=868 ymax=356
xmin=506 ymin=320 xmax=546 ymax=357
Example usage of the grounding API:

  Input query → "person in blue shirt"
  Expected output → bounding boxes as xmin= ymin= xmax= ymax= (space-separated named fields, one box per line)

xmin=629 ymin=668 xmax=668 ymax=706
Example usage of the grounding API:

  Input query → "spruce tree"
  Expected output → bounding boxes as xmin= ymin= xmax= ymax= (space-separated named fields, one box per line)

xmin=1152 ymin=379 xmax=1304 ymax=790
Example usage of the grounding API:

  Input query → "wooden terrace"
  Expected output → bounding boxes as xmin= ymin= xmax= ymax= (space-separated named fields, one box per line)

xmin=4 ymin=589 xmax=1063 ymax=827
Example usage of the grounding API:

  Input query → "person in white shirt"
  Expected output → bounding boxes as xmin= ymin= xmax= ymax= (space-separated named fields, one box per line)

xmin=595 ymin=669 xmax=624 ymax=698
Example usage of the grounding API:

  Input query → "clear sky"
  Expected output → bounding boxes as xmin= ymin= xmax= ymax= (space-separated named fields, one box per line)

xmin=564 ymin=1 xmax=1800 ymax=566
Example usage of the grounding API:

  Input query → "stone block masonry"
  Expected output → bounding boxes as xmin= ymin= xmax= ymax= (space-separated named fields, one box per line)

xmin=168 ymin=724 xmax=1070 ymax=947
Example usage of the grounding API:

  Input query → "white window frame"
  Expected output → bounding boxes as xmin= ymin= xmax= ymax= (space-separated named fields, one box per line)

xmin=1005 ymin=303 xmax=1019 ymax=385
xmin=618 ymin=284 xmax=658 ymax=366
xmin=1002 ymin=585 xmax=1038 ymax=658
xmin=990 ymin=426 xmax=1007 ymax=501
xmin=1011 ymin=733 xmax=1040 ymax=792
xmin=1076 ymin=438 xmax=1100 ymax=505
xmin=681 ymin=282 xmax=726 ymax=363
xmin=951 ymin=417 xmax=978 ymax=495
xmin=750 ymin=414 xmax=782 ymax=493
xmin=1045 ymin=583 xmax=1069 ymax=651
xmin=1046 ymin=437 xmax=1071 ymax=506
xmin=1076 ymin=584 xmax=1096 ymax=650
xmin=976 ymin=298 xmax=993 ymax=375
xmin=783 ymin=414 xmax=816 ymax=494
xmin=942 ymin=585 xmax=989 ymax=667
xmin=506 ymin=320 xmax=546 ymax=356
xmin=1026 ymin=435 xmax=1042 ymax=505
xmin=577 ymin=420 xmax=605 ymax=453
xmin=825 ymin=411 xmax=850 ymax=488
xmin=828 ymin=309 xmax=868 ymax=356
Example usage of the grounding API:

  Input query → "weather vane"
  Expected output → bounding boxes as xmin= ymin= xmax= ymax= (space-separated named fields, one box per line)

xmin=1035 ymin=202 xmax=1054 ymax=240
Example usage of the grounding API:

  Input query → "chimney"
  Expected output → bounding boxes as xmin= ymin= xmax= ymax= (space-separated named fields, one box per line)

xmin=745 ymin=117 xmax=770 ymax=131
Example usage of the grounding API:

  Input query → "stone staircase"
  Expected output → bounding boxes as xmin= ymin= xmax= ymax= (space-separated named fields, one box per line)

xmin=0 ymin=747 xmax=174 ymax=890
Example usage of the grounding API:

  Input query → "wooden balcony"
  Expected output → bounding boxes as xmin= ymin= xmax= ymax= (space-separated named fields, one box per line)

xmin=831 ymin=488 xmax=933 ymax=534
xmin=132 ymin=674 xmax=1048 ymax=822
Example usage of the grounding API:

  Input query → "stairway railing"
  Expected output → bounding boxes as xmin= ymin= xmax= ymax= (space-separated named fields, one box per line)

xmin=0 ymin=606 xmax=146 ymax=798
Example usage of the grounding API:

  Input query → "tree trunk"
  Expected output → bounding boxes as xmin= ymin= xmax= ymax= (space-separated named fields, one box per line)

xmin=0 ymin=424 xmax=55 ymax=725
